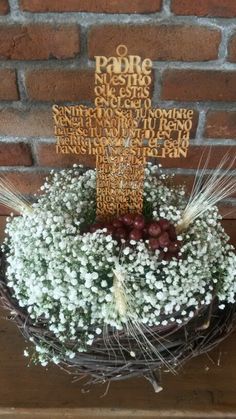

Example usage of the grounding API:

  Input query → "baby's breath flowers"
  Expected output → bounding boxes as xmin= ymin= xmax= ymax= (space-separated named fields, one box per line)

xmin=3 ymin=164 xmax=236 ymax=366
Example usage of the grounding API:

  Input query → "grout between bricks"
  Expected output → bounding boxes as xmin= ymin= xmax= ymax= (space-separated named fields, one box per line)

xmin=218 ymin=25 xmax=234 ymax=62
xmin=1 ymin=59 xmax=236 ymax=73
xmin=162 ymin=0 xmax=172 ymax=17
xmin=0 ymin=136 xmax=236 ymax=147
xmin=7 ymin=0 xmax=21 ymax=21
xmin=1 ymin=8 xmax=236 ymax=29
xmin=2 ymin=101 xmax=236 ymax=111
xmin=0 ymin=0 xmax=235 ymax=191
xmin=16 ymin=68 xmax=28 ymax=101
xmin=29 ymin=139 xmax=39 ymax=166
xmin=194 ymin=109 xmax=206 ymax=144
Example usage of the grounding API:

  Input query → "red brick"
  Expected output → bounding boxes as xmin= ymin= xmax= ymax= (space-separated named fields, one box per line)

xmin=171 ymin=0 xmax=236 ymax=18
xmin=228 ymin=34 xmax=236 ymax=62
xmin=0 ymin=143 xmax=32 ymax=166
xmin=169 ymin=174 xmax=195 ymax=195
xmin=0 ymin=172 xmax=47 ymax=194
xmin=0 ymin=24 xmax=79 ymax=60
xmin=20 ymin=0 xmax=162 ymax=13
xmin=0 ymin=108 xmax=53 ymax=138
xmin=171 ymin=173 xmax=236 ymax=198
xmin=0 ymin=70 xmax=18 ymax=101
xmin=160 ymin=146 xmax=236 ymax=170
xmin=88 ymin=25 xmax=221 ymax=61
xmin=0 ymin=206 xmax=18 ymax=216
xmin=26 ymin=70 xmax=94 ymax=102
xmin=36 ymin=144 xmax=96 ymax=168
xmin=205 ymin=111 xmax=236 ymax=139
xmin=162 ymin=70 xmax=236 ymax=102
xmin=0 ymin=0 xmax=9 ymax=15
xmin=0 ymin=171 xmax=48 ymax=216
xmin=219 ymin=205 xmax=236 ymax=220
xmin=0 ymin=216 xmax=7 ymax=238
xmin=222 ymin=220 xmax=236 ymax=246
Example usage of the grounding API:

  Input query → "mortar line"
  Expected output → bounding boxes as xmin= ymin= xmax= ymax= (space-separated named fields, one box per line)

xmin=1 ymin=60 xmax=236 ymax=71
xmin=0 ymin=136 xmax=235 ymax=147
xmin=194 ymin=109 xmax=206 ymax=144
xmin=218 ymin=25 xmax=234 ymax=61
xmin=0 ymin=164 xmax=235 ymax=175
xmin=161 ymin=0 xmax=172 ymax=17
xmin=1 ymin=10 xmax=236 ymax=28
xmin=16 ymin=68 xmax=28 ymax=101
xmin=2 ymin=101 xmax=236 ymax=111
xmin=7 ymin=0 xmax=21 ymax=21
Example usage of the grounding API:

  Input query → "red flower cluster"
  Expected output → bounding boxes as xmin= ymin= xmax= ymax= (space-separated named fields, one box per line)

xmin=89 ymin=213 xmax=181 ymax=260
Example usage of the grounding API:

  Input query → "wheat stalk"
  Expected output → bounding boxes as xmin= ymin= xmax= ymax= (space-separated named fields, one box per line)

xmin=177 ymin=151 xmax=236 ymax=233
xmin=0 ymin=176 xmax=33 ymax=215
xmin=112 ymin=262 xmax=177 ymax=372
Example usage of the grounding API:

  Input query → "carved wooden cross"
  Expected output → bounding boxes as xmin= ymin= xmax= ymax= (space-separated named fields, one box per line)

xmin=53 ymin=45 xmax=193 ymax=220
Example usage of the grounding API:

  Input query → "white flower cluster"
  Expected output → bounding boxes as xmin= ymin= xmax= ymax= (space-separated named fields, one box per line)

xmin=3 ymin=164 xmax=236 ymax=366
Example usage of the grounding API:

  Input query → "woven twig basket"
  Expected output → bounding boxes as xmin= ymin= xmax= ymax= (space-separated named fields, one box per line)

xmin=0 ymin=252 xmax=235 ymax=392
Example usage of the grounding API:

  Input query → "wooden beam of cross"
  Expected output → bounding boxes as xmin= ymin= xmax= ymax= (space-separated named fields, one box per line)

xmin=53 ymin=44 xmax=194 ymax=220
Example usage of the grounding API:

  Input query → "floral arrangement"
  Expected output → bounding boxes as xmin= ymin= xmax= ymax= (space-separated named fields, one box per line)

xmin=1 ymin=162 xmax=235 ymax=383
xmin=1 ymin=164 xmax=236 ymax=394
xmin=0 ymin=40 xmax=235 ymax=390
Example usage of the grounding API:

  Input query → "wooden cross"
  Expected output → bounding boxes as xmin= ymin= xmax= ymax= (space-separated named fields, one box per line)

xmin=53 ymin=45 xmax=194 ymax=220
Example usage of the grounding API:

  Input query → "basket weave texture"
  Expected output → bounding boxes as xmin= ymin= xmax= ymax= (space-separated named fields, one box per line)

xmin=0 ymin=252 xmax=235 ymax=391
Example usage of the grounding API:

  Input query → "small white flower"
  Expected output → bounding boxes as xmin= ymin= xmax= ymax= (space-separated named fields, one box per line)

xmin=3 ymin=165 xmax=235 ymax=367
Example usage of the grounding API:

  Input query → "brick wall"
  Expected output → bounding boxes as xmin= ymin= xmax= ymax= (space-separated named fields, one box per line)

xmin=0 ymin=0 xmax=236 ymax=217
